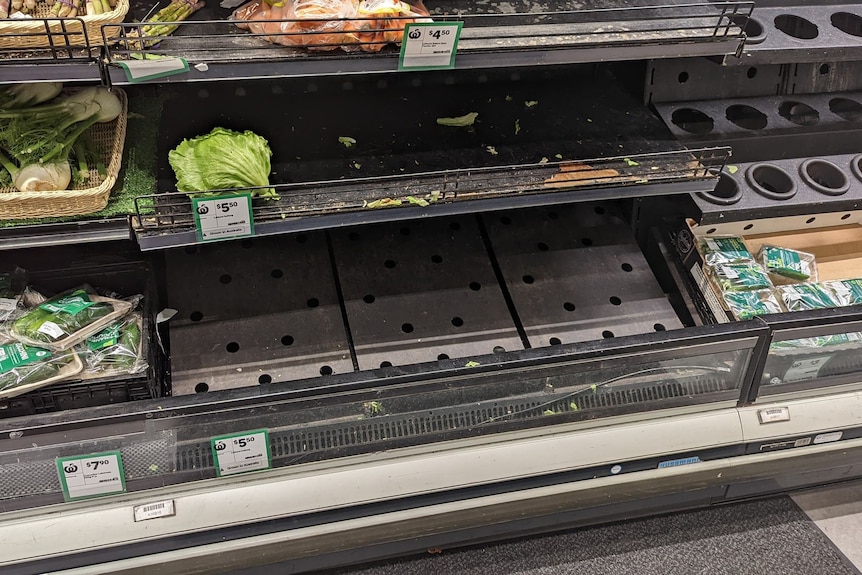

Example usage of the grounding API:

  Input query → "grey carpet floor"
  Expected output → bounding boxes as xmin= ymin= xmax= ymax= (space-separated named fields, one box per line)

xmin=327 ymin=496 xmax=860 ymax=575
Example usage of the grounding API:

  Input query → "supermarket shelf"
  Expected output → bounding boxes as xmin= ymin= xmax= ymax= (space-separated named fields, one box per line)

xmin=726 ymin=4 xmax=862 ymax=66
xmin=0 ymin=217 xmax=132 ymax=250
xmin=133 ymin=148 xmax=728 ymax=251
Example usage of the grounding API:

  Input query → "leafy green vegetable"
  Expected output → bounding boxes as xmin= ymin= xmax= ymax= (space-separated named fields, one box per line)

xmin=436 ymin=112 xmax=478 ymax=127
xmin=525 ymin=101 xmax=539 ymax=108
xmin=168 ymin=127 xmax=275 ymax=198
xmin=338 ymin=136 xmax=357 ymax=148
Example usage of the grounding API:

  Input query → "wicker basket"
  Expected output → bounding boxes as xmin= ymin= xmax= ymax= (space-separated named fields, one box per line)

xmin=0 ymin=0 xmax=129 ymax=50
xmin=0 ymin=88 xmax=128 ymax=220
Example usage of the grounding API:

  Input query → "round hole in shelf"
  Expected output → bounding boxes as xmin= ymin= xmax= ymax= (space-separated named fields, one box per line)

xmin=431 ymin=254 xmax=443 ymax=264
xmin=746 ymin=164 xmax=797 ymax=200
xmin=609 ymin=296 xmax=622 ymax=306
xmin=241 ymin=239 xmax=254 ymax=249
xmin=376 ymin=79 xmax=387 ymax=89
xmin=698 ymin=170 xmax=742 ymax=206
xmin=581 ymin=238 xmax=594 ymax=246
xmin=219 ymin=274 xmax=232 ymax=284
xmin=307 ymin=83 xmax=318 ymax=93
xmin=363 ymin=294 xmax=376 ymax=304
xmin=235 ymin=87 xmax=247 ymax=97
xmin=522 ymin=274 xmax=535 ymax=284
xmin=706 ymin=228 xmax=717 ymax=234
xmin=733 ymin=14 xmax=766 ymax=43
xmin=271 ymin=269 xmax=283 ymax=279
xmin=226 ymin=342 xmax=240 ymax=353
xmin=563 ymin=302 xmax=576 ymax=312
xmin=500 ymin=216 xmax=512 ymax=225
xmin=778 ymin=101 xmax=820 ymax=126
xmin=726 ymin=104 xmax=768 ymax=130
xmin=197 ymin=89 xmax=209 ymax=99
xmin=831 ymin=12 xmax=862 ymax=37
xmin=774 ymin=14 xmax=819 ymax=40
xmin=493 ymin=346 xmax=506 ymax=354
xmin=281 ymin=335 xmax=294 ymax=346
xmin=342 ymin=81 xmax=354 ymax=91
xmin=449 ymin=221 xmax=461 ymax=231
xmin=272 ymin=85 xmax=283 ymax=95
xmin=307 ymin=298 xmax=320 ymax=308
xmin=320 ymin=365 xmax=333 ymax=376
xmin=746 ymin=67 xmax=758 ymax=79
xmin=258 ymin=374 xmax=272 ymax=384
xmin=829 ymin=97 xmax=862 ymax=121
xmin=451 ymin=317 xmax=464 ymax=327
xmin=594 ymin=206 xmax=606 ymax=215
xmin=295 ymin=233 xmax=308 ymax=244
xmin=852 ymin=155 xmax=862 ymax=183
xmin=384 ymin=259 xmax=397 ymax=269
xmin=547 ymin=211 xmax=559 ymax=220
xmin=549 ymin=337 xmax=562 ymax=346
xmin=678 ymin=71 xmax=689 ymax=84
xmin=437 ymin=353 xmax=450 ymax=361
xmin=800 ymin=159 xmax=850 ymax=196
xmin=820 ymin=63 xmax=831 ymax=75
xmin=671 ymin=108 xmax=714 ymax=134
xmin=744 ymin=224 xmax=754 ymax=231
xmin=537 ymin=242 xmax=550 ymax=251
xmin=806 ymin=217 xmax=816 ymax=224
xmin=400 ymin=227 xmax=411 ymax=236
xmin=184 ymin=246 xmax=197 ymax=255
xmin=477 ymin=74 xmax=488 ymax=83
xmin=842 ymin=214 xmax=852 ymax=220
xmin=602 ymin=330 xmax=615 ymax=339
xmin=469 ymin=282 xmax=482 ymax=291
xmin=194 ymin=383 xmax=209 ymax=393
xmin=380 ymin=361 xmax=393 ymax=368
xmin=348 ymin=231 xmax=360 ymax=241
xmin=621 ymin=263 xmax=633 ymax=272
xmin=401 ymin=323 xmax=414 ymax=334
xmin=654 ymin=323 xmax=667 ymax=332
xmin=190 ymin=311 xmax=203 ymax=322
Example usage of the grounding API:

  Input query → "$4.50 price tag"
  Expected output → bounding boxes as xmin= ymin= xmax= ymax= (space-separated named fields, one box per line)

xmin=399 ymin=22 xmax=463 ymax=71
xmin=56 ymin=451 xmax=126 ymax=501
xmin=211 ymin=430 xmax=271 ymax=477
xmin=192 ymin=193 xmax=255 ymax=243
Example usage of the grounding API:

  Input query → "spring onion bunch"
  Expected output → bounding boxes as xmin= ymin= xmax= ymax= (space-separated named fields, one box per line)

xmin=0 ymin=85 xmax=121 ymax=192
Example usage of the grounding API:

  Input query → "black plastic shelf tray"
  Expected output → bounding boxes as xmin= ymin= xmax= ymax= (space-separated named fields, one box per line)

xmin=96 ymin=0 xmax=749 ymax=84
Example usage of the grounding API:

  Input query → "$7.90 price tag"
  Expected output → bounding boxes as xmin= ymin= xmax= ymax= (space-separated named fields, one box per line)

xmin=56 ymin=451 xmax=126 ymax=501
xmin=399 ymin=22 xmax=463 ymax=71
xmin=192 ymin=192 xmax=255 ymax=243
xmin=211 ymin=430 xmax=271 ymax=477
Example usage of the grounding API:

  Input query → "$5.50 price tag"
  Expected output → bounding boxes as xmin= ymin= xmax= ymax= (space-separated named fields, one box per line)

xmin=399 ymin=22 xmax=463 ymax=71
xmin=192 ymin=193 xmax=255 ymax=243
xmin=56 ymin=451 xmax=126 ymax=501
xmin=211 ymin=430 xmax=271 ymax=477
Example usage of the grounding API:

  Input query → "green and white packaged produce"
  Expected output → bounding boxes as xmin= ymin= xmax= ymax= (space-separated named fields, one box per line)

xmin=10 ymin=287 xmax=133 ymax=351
xmin=777 ymin=283 xmax=841 ymax=312
xmin=698 ymin=236 xmax=754 ymax=265
xmin=723 ymin=289 xmax=784 ymax=320
xmin=770 ymin=332 xmax=862 ymax=351
xmin=79 ymin=313 xmax=146 ymax=377
xmin=822 ymin=278 xmax=862 ymax=307
xmin=0 ymin=343 xmax=83 ymax=399
xmin=708 ymin=263 xmax=773 ymax=292
xmin=758 ymin=244 xmax=816 ymax=284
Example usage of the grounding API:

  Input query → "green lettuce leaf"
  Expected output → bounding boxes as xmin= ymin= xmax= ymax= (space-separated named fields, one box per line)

xmin=168 ymin=127 xmax=275 ymax=198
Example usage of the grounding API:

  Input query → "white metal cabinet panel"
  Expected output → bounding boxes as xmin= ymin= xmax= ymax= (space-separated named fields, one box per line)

xmin=0 ymin=409 xmax=743 ymax=566
xmin=738 ymin=390 xmax=862 ymax=442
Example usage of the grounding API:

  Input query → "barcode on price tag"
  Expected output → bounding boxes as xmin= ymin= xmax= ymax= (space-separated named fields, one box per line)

xmin=211 ymin=430 xmax=271 ymax=477
xmin=56 ymin=451 xmax=126 ymax=501
xmin=399 ymin=22 xmax=463 ymax=71
xmin=134 ymin=500 xmax=176 ymax=522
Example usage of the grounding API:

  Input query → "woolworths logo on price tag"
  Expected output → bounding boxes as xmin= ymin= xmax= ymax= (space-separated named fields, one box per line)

xmin=192 ymin=193 xmax=254 ymax=243
xmin=399 ymin=22 xmax=463 ymax=71
xmin=211 ymin=430 xmax=271 ymax=477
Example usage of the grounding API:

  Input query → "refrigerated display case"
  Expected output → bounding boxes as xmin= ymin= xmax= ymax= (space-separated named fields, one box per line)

xmin=3 ymin=2 xmax=862 ymax=574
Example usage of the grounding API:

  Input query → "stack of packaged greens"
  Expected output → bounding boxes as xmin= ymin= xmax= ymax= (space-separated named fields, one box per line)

xmin=0 ymin=278 xmax=147 ymax=399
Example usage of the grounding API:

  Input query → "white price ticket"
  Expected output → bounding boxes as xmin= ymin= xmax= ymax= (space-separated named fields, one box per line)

xmin=399 ymin=22 xmax=463 ymax=70
xmin=57 ymin=451 xmax=126 ymax=501
xmin=211 ymin=430 xmax=271 ymax=477
xmin=192 ymin=193 xmax=255 ymax=243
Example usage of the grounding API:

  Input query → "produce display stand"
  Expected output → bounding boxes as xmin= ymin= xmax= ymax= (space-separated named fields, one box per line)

xmin=3 ymin=2 xmax=862 ymax=574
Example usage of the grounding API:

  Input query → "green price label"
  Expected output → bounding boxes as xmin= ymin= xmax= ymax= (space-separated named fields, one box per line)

xmin=192 ymin=193 xmax=255 ymax=243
